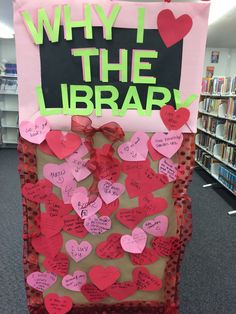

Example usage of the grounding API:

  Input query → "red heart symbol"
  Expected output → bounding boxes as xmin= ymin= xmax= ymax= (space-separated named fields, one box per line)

xmin=46 ymin=130 xmax=81 ymax=159
xmin=96 ymin=233 xmax=124 ymax=259
xmin=160 ymin=105 xmax=190 ymax=130
xmin=133 ymin=267 xmax=162 ymax=291
xmin=106 ymin=281 xmax=137 ymax=301
xmin=45 ymin=193 xmax=73 ymax=217
xmin=81 ymin=283 xmax=108 ymax=302
xmin=157 ymin=9 xmax=193 ymax=48
xmin=116 ymin=207 xmax=146 ymax=229
xmin=38 ymin=140 xmax=55 ymax=157
xmin=151 ymin=236 xmax=180 ymax=256
xmin=40 ymin=213 xmax=64 ymax=238
xmin=99 ymin=199 xmax=119 ymax=217
xmin=138 ymin=194 xmax=168 ymax=216
xmin=44 ymin=293 xmax=72 ymax=314
xmin=43 ymin=253 xmax=69 ymax=277
xmin=88 ymin=266 xmax=120 ymax=290
xmin=32 ymin=234 xmax=63 ymax=259
xmin=147 ymin=139 xmax=163 ymax=161
xmin=121 ymin=159 xmax=150 ymax=176
xmin=22 ymin=179 xmax=52 ymax=203
xmin=63 ymin=214 xmax=88 ymax=238
xmin=130 ymin=247 xmax=159 ymax=265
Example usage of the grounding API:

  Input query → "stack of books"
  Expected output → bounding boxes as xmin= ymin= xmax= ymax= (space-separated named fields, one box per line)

xmin=201 ymin=76 xmax=236 ymax=95
xmin=219 ymin=165 xmax=236 ymax=193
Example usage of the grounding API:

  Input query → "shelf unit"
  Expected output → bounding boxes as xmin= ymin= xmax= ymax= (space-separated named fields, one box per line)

xmin=196 ymin=92 xmax=236 ymax=195
xmin=0 ymin=74 xmax=19 ymax=147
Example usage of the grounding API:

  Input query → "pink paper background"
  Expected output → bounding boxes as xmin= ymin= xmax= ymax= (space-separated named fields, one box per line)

xmin=14 ymin=0 xmax=210 ymax=133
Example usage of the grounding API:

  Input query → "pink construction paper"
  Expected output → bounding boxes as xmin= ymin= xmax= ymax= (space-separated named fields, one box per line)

xmin=120 ymin=227 xmax=147 ymax=254
xmin=60 ymin=179 xmax=77 ymax=204
xmin=151 ymin=132 xmax=183 ymax=159
xmin=159 ymin=157 xmax=178 ymax=182
xmin=142 ymin=215 xmax=168 ymax=237
xmin=43 ymin=163 xmax=74 ymax=188
xmin=26 ymin=271 xmax=57 ymax=292
xmin=19 ymin=117 xmax=50 ymax=144
xmin=84 ymin=214 xmax=111 ymax=235
xmin=98 ymin=179 xmax=125 ymax=204
xmin=65 ymin=239 xmax=92 ymax=263
xmin=66 ymin=158 xmax=91 ymax=182
xmin=62 ymin=271 xmax=87 ymax=292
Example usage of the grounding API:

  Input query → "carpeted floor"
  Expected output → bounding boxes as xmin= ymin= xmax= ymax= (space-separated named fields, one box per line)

xmin=0 ymin=149 xmax=235 ymax=314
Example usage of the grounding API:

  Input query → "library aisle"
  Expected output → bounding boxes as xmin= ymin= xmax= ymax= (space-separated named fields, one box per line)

xmin=0 ymin=149 xmax=236 ymax=314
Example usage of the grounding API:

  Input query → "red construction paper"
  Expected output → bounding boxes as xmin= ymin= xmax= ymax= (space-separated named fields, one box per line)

xmin=99 ymin=199 xmax=119 ymax=217
xmin=96 ymin=233 xmax=124 ymax=259
xmin=43 ymin=253 xmax=69 ymax=277
xmin=22 ymin=179 xmax=52 ymax=203
xmin=38 ymin=140 xmax=55 ymax=157
xmin=116 ymin=207 xmax=146 ymax=229
xmin=130 ymin=247 xmax=159 ymax=265
xmin=40 ymin=213 xmax=64 ymax=238
xmin=138 ymin=194 xmax=168 ymax=216
xmin=160 ymin=105 xmax=190 ymax=131
xmin=63 ymin=214 xmax=88 ymax=238
xmin=133 ymin=267 xmax=162 ymax=291
xmin=106 ymin=281 xmax=137 ymax=301
xmin=121 ymin=159 xmax=150 ymax=176
xmin=44 ymin=293 xmax=73 ymax=314
xmin=45 ymin=193 xmax=73 ymax=217
xmin=88 ymin=266 xmax=120 ymax=291
xmin=152 ymin=236 xmax=180 ymax=256
xmin=157 ymin=9 xmax=193 ymax=48
xmin=81 ymin=283 xmax=108 ymax=303
xmin=31 ymin=234 xmax=63 ymax=259
xmin=147 ymin=139 xmax=163 ymax=161
xmin=46 ymin=130 xmax=82 ymax=159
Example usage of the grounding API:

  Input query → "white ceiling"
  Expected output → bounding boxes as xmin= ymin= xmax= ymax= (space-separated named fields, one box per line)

xmin=0 ymin=0 xmax=236 ymax=48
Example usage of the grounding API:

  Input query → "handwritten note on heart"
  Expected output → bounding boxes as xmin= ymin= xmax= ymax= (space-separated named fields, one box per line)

xmin=65 ymin=140 xmax=88 ymax=161
xmin=43 ymin=253 xmax=69 ymax=277
xmin=40 ymin=213 xmax=64 ymax=238
xmin=63 ymin=214 xmax=88 ymax=238
xmin=46 ymin=130 xmax=82 ymax=159
xmin=19 ymin=117 xmax=50 ymax=144
xmin=160 ymin=105 xmax=190 ymax=130
xmin=96 ymin=233 xmax=124 ymax=259
xmin=81 ymin=283 xmax=108 ymax=302
xmin=45 ymin=193 xmax=72 ymax=217
xmin=99 ymin=199 xmax=119 ymax=217
xmin=138 ymin=194 xmax=168 ymax=216
xmin=43 ymin=163 xmax=73 ymax=188
xmin=88 ymin=266 xmax=120 ymax=291
xmin=148 ymin=139 xmax=163 ymax=161
xmin=159 ymin=158 xmax=177 ymax=182
xmin=32 ymin=234 xmax=63 ymax=259
xmin=152 ymin=236 xmax=180 ymax=256
xmin=98 ymin=180 xmax=125 ymax=204
xmin=106 ymin=281 xmax=137 ymax=301
xmin=22 ymin=179 xmax=52 ymax=203
xmin=66 ymin=158 xmax=91 ymax=182
xmin=71 ymin=187 xmax=102 ymax=219
xmin=44 ymin=293 xmax=72 ymax=314
xmin=120 ymin=227 xmax=147 ymax=254
xmin=151 ymin=131 xmax=183 ymax=158
xmin=65 ymin=239 xmax=92 ymax=263
xmin=130 ymin=247 xmax=159 ymax=265
xmin=118 ymin=131 xmax=149 ymax=161
xmin=116 ymin=207 xmax=146 ymax=229
xmin=62 ymin=270 xmax=87 ymax=292
xmin=84 ymin=214 xmax=111 ymax=235
xmin=133 ymin=267 xmax=162 ymax=291
xmin=143 ymin=215 xmax=168 ymax=237
xmin=60 ymin=179 xmax=77 ymax=204
xmin=26 ymin=271 xmax=57 ymax=292
xmin=122 ymin=159 xmax=150 ymax=176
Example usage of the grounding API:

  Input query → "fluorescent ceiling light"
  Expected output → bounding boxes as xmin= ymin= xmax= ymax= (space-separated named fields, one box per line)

xmin=0 ymin=22 xmax=14 ymax=39
xmin=209 ymin=0 xmax=236 ymax=25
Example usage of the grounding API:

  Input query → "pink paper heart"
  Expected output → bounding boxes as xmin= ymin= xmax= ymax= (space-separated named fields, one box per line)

xmin=66 ymin=158 xmax=91 ymax=182
xmin=60 ymin=180 xmax=77 ymax=204
xmin=65 ymin=239 xmax=92 ymax=262
xmin=142 ymin=215 xmax=168 ymax=237
xmin=159 ymin=158 xmax=177 ymax=182
xmin=19 ymin=117 xmax=50 ymax=144
xmin=118 ymin=131 xmax=149 ymax=161
xmin=71 ymin=187 xmax=102 ymax=219
xmin=120 ymin=227 xmax=147 ymax=254
xmin=26 ymin=271 xmax=57 ymax=292
xmin=62 ymin=270 xmax=87 ymax=292
xmin=65 ymin=140 xmax=89 ymax=161
xmin=84 ymin=214 xmax=111 ymax=235
xmin=98 ymin=180 xmax=125 ymax=204
xmin=43 ymin=163 xmax=74 ymax=188
xmin=151 ymin=131 xmax=183 ymax=158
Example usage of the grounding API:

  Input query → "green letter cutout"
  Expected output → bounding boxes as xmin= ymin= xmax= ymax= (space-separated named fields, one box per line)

xmin=95 ymin=85 xmax=119 ymax=116
xmin=70 ymin=85 xmax=94 ymax=115
xmin=36 ymin=86 xmax=63 ymax=115
xmin=101 ymin=49 xmax=128 ymax=82
xmin=120 ymin=86 xmax=145 ymax=116
xmin=132 ymin=50 xmax=158 ymax=84
xmin=173 ymin=89 xmax=198 ymax=109
xmin=136 ymin=8 xmax=145 ymax=44
xmin=146 ymin=86 xmax=171 ymax=116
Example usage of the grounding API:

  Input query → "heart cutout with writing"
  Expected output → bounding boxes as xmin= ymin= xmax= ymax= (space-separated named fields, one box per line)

xmin=63 ymin=214 xmax=88 ymax=238
xmin=44 ymin=293 xmax=73 ymax=314
xmin=40 ymin=213 xmax=64 ymax=238
xmin=116 ymin=207 xmax=146 ymax=229
xmin=66 ymin=158 xmax=91 ymax=182
xmin=81 ymin=283 xmax=108 ymax=302
xmin=45 ymin=193 xmax=73 ymax=217
xmin=130 ymin=247 xmax=159 ymax=265
xmin=32 ymin=234 xmax=63 ymax=259
xmin=84 ymin=214 xmax=111 ymax=235
xmin=98 ymin=179 xmax=125 ymax=204
xmin=62 ymin=270 xmax=87 ymax=292
xmin=96 ymin=233 xmax=124 ymax=259
xmin=152 ymin=236 xmax=180 ymax=256
xmin=65 ymin=239 xmax=92 ymax=263
xmin=99 ymin=199 xmax=119 ymax=217
xmin=43 ymin=253 xmax=69 ymax=277
xmin=138 ymin=194 xmax=168 ymax=216
xmin=120 ymin=227 xmax=147 ymax=254
xmin=43 ymin=163 xmax=73 ymax=188
xmin=26 ymin=271 xmax=57 ymax=292
xmin=60 ymin=179 xmax=77 ymax=204
xmin=22 ymin=179 xmax=52 ymax=203
xmin=160 ymin=105 xmax=190 ymax=130
xmin=106 ymin=281 xmax=137 ymax=301
xmin=19 ymin=117 xmax=50 ymax=144
xmin=88 ymin=266 xmax=120 ymax=291
xmin=133 ymin=267 xmax=162 ymax=291
xmin=151 ymin=131 xmax=183 ymax=159
xmin=148 ymin=139 xmax=163 ymax=161
xmin=159 ymin=157 xmax=178 ymax=182
xmin=143 ymin=215 xmax=168 ymax=237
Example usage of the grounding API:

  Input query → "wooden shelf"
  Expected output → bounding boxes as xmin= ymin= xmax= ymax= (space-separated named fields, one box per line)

xmin=198 ymin=110 xmax=236 ymax=122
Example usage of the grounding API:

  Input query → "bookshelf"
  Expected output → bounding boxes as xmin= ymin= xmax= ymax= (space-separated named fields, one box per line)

xmin=196 ymin=76 xmax=236 ymax=195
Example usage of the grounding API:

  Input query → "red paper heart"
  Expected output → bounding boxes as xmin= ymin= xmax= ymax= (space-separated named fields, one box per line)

xmin=151 ymin=236 xmax=180 ymax=256
xmin=116 ymin=207 xmax=146 ymax=229
xmin=106 ymin=281 xmax=137 ymax=301
xmin=88 ymin=266 xmax=120 ymax=290
xmin=133 ymin=267 xmax=162 ymax=291
xmin=96 ymin=233 xmax=124 ymax=259
xmin=121 ymin=159 xmax=150 ymax=176
xmin=40 ymin=213 xmax=64 ymax=238
xmin=160 ymin=105 xmax=190 ymax=130
xmin=63 ymin=214 xmax=88 ymax=238
xmin=81 ymin=283 xmax=108 ymax=302
xmin=147 ymin=139 xmax=163 ymax=161
xmin=45 ymin=194 xmax=73 ymax=217
xmin=32 ymin=234 xmax=63 ymax=259
xmin=44 ymin=293 xmax=72 ymax=314
xmin=46 ymin=130 xmax=82 ymax=159
xmin=43 ymin=253 xmax=69 ymax=277
xmin=130 ymin=247 xmax=159 ymax=265
xmin=99 ymin=199 xmax=119 ymax=217
xmin=138 ymin=194 xmax=168 ymax=216
xmin=157 ymin=9 xmax=193 ymax=48
xmin=22 ymin=179 xmax=52 ymax=203
xmin=38 ymin=140 xmax=55 ymax=157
